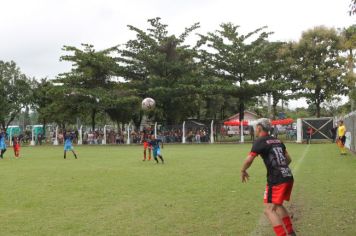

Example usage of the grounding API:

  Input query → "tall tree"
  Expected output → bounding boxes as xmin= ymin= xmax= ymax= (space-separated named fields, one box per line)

xmin=197 ymin=23 xmax=271 ymax=123
xmin=292 ymin=26 xmax=348 ymax=117
xmin=261 ymin=41 xmax=296 ymax=119
xmin=340 ymin=25 xmax=356 ymax=110
xmin=0 ymin=60 xmax=32 ymax=129
xmin=118 ymin=17 xmax=201 ymax=125
xmin=105 ymin=83 xmax=140 ymax=133
xmin=31 ymin=78 xmax=55 ymax=134
xmin=57 ymin=44 xmax=119 ymax=130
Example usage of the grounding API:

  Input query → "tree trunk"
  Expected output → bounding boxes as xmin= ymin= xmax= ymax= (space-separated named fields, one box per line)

xmin=91 ymin=109 xmax=97 ymax=131
xmin=272 ymin=102 xmax=278 ymax=120
xmin=239 ymin=102 xmax=245 ymax=121
xmin=316 ymin=101 xmax=321 ymax=118
xmin=42 ymin=119 xmax=47 ymax=141
xmin=117 ymin=121 xmax=121 ymax=134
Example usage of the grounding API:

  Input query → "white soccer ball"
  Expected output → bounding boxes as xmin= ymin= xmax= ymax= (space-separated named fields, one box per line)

xmin=142 ymin=97 xmax=156 ymax=110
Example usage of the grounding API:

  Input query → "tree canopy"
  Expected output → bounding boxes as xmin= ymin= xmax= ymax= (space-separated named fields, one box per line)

xmin=1 ymin=20 xmax=355 ymax=129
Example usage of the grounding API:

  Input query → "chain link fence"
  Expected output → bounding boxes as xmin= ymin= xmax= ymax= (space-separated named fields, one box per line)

xmin=344 ymin=111 xmax=356 ymax=152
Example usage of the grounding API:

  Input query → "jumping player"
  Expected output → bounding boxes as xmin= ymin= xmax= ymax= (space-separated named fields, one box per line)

xmin=337 ymin=120 xmax=347 ymax=155
xmin=0 ymin=129 xmax=7 ymax=159
xmin=64 ymin=131 xmax=78 ymax=159
xmin=241 ymin=118 xmax=296 ymax=236
xmin=142 ymin=133 xmax=152 ymax=161
xmin=13 ymin=136 xmax=20 ymax=158
xmin=149 ymin=135 xmax=164 ymax=164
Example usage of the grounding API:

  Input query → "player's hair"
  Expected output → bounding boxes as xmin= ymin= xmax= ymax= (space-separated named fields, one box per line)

xmin=339 ymin=120 xmax=344 ymax=124
xmin=256 ymin=118 xmax=271 ymax=132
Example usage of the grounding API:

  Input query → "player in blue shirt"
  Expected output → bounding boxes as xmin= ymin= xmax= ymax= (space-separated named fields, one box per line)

xmin=149 ymin=135 xmax=164 ymax=164
xmin=64 ymin=131 xmax=78 ymax=159
xmin=0 ymin=129 xmax=7 ymax=159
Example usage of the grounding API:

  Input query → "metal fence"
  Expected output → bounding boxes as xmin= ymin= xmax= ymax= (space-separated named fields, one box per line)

xmin=344 ymin=111 xmax=356 ymax=152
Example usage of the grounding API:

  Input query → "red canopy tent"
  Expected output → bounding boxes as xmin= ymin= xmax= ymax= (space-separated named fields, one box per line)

xmin=224 ymin=118 xmax=294 ymax=126
xmin=223 ymin=120 xmax=249 ymax=126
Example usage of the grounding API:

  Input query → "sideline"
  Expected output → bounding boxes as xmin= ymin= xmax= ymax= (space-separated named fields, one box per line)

xmin=248 ymin=144 xmax=310 ymax=236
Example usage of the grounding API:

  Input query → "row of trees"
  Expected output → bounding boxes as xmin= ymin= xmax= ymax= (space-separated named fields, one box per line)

xmin=1 ymin=19 xmax=355 ymax=130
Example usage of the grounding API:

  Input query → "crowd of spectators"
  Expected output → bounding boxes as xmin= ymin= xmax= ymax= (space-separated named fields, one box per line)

xmin=5 ymin=125 xmax=214 ymax=146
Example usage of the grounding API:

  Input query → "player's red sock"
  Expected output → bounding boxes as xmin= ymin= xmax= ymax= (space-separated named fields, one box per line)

xmin=143 ymin=150 xmax=146 ymax=160
xmin=273 ymin=225 xmax=286 ymax=236
xmin=282 ymin=216 xmax=294 ymax=234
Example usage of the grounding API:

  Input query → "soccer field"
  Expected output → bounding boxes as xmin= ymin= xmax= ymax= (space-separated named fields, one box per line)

xmin=0 ymin=143 xmax=355 ymax=236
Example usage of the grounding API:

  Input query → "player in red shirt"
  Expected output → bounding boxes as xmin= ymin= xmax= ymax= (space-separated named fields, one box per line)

xmin=142 ymin=132 xmax=152 ymax=161
xmin=13 ymin=136 xmax=20 ymax=158
xmin=241 ymin=118 xmax=296 ymax=236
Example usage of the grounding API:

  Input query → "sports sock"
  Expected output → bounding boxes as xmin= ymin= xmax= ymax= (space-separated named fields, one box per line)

xmin=154 ymin=157 xmax=158 ymax=163
xmin=273 ymin=225 xmax=287 ymax=236
xmin=158 ymin=155 xmax=164 ymax=163
xmin=143 ymin=150 xmax=146 ymax=160
xmin=282 ymin=216 xmax=294 ymax=234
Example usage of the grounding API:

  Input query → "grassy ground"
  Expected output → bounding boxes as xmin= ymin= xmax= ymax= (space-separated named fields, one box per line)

xmin=0 ymin=143 xmax=355 ymax=235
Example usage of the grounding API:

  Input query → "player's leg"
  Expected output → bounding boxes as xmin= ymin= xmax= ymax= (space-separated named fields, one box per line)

xmin=276 ymin=205 xmax=296 ymax=236
xmin=264 ymin=203 xmax=287 ymax=236
xmin=341 ymin=137 xmax=347 ymax=155
xmin=148 ymin=147 xmax=152 ymax=160
xmin=157 ymin=149 xmax=164 ymax=163
xmin=153 ymin=149 xmax=159 ymax=163
xmin=1 ymin=148 xmax=6 ymax=159
xmin=71 ymin=150 xmax=77 ymax=159
xmin=143 ymin=145 xmax=147 ymax=161
xmin=64 ymin=150 xmax=67 ymax=159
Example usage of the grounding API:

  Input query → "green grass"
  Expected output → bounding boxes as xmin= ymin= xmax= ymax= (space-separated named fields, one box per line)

xmin=0 ymin=143 xmax=355 ymax=235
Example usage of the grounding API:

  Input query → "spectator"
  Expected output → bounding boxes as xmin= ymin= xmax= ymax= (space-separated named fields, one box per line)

xmin=306 ymin=126 xmax=313 ymax=144
xmin=249 ymin=126 xmax=255 ymax=141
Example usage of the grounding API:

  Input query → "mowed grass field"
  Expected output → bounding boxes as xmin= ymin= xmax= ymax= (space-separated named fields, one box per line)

xmin=0 ymin=143 xmax=355 ymax=236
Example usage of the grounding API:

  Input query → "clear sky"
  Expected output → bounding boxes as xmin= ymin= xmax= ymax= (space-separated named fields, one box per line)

xmin=0 ymin=0 xmax=355 ymax=107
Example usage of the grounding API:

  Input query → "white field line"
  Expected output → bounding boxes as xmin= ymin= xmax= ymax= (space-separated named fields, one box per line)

xmin=248 ymin=144 xmax=310 ymax=236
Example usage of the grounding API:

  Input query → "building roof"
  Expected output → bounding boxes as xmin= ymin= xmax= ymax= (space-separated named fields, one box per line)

xmin=225 ymin=110 xmax=259 ymax=121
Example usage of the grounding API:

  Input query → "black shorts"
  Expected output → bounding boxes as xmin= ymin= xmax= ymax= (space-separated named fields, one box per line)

xmin=340 ymin=136 xmax=346 ymax=145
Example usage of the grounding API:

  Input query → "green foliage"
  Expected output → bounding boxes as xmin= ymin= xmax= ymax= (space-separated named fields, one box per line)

xmin=56 ymin=44 xmax=125 ymax=129
xmin=197 ymin=23 xmax=271 ymax=120
xmin=261 ymin=41 xmax=297 ymax=118
xmin=3 ymin=19 xmax=355 ymax=127
xmin=0 ymin=60 xmax=32 ymax=129
xmin=291 ymin=26 xmax=348 ymax=117
xmin=118 ymin=18 xmax=201 ymax=124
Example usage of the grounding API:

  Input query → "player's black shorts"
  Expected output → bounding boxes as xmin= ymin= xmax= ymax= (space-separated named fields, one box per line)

xmin=340 ymin=136 xmax=346 ymax=145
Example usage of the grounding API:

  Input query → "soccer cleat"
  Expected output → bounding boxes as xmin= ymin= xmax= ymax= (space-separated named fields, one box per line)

xmin=289 ymin=232 xmax=297 ymax=236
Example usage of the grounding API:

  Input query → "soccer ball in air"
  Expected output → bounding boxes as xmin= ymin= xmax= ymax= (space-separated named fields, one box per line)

xmin=142 ymin=97 xmax=156 ymax=110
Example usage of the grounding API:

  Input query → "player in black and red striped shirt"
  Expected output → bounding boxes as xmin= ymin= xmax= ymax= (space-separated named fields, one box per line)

xmin=241 ymin=118 xmax=296 ymax=236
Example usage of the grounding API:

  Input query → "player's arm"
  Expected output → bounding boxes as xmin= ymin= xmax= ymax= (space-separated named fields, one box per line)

xmin=241 ymin=152 xmax=258 ymax=183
